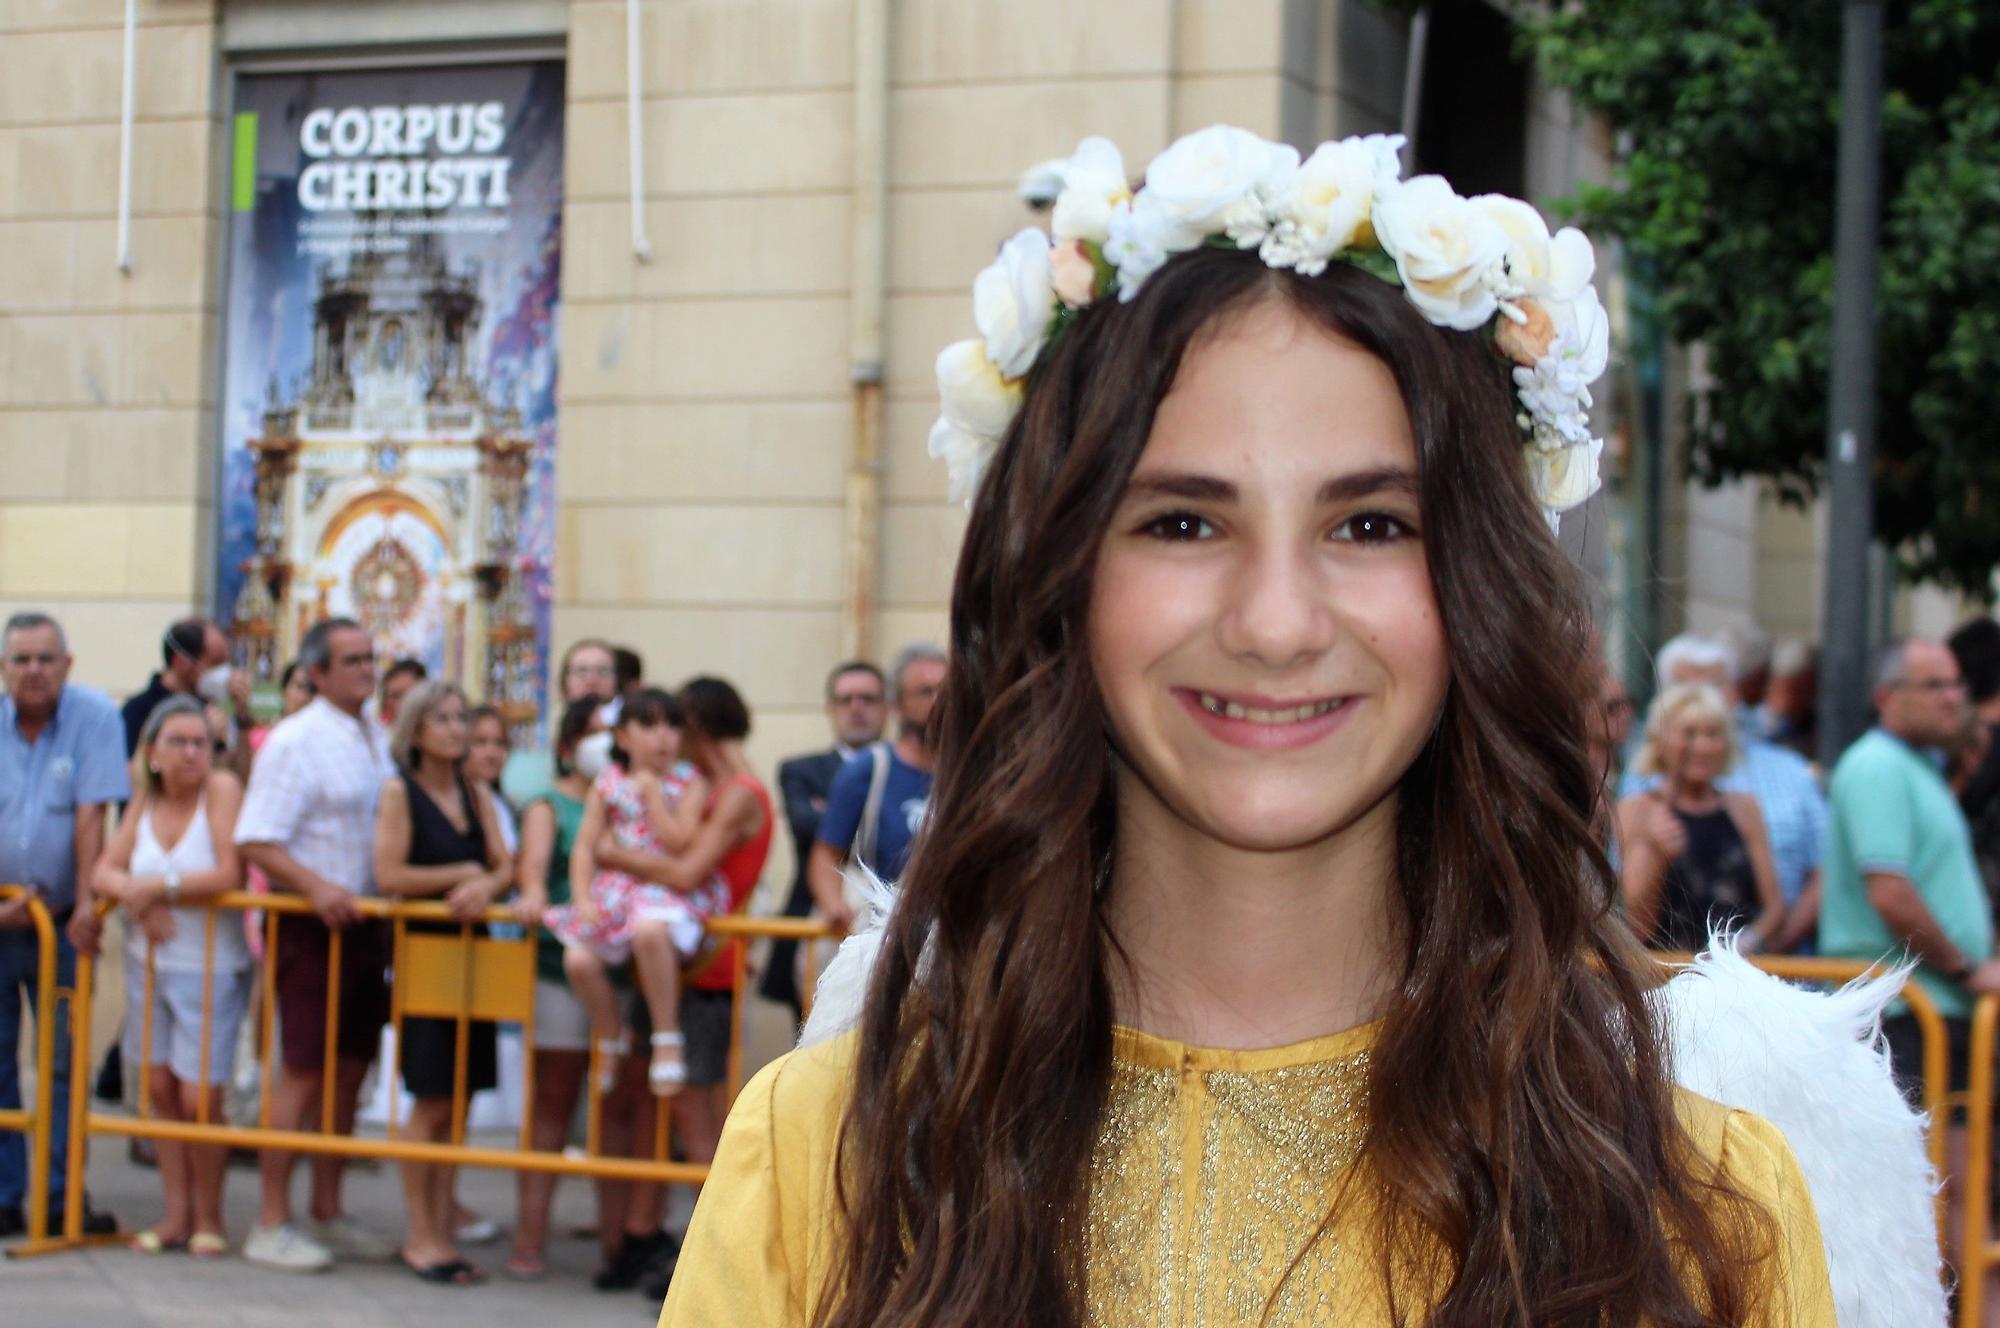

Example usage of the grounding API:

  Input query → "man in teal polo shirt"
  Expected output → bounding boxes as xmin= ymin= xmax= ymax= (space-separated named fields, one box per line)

xmin=1821 ymin=636 xmax=1994 ymax=1248
xmin=1823 ymin=637 xmax=1995 ymax=1052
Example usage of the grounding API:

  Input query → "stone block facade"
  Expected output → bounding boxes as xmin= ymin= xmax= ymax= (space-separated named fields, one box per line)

xmin=1 ymin=0 xmax=1885 ymax=901
xmin=0 ymin=0 xmax=223 ymax=684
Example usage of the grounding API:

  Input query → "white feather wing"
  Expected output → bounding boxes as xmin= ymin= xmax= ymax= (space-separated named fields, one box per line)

xmin=798 ymin=867 xmax=897 ymax=1050
xmin=1654 ymin=938 xmax=1945 ymax=1327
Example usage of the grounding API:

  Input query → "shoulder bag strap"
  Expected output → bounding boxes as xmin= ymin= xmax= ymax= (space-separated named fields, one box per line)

xmin=851 ymin=743 xmax=892 ymax=870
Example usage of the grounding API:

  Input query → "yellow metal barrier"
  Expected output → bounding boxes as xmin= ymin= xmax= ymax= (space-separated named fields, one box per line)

xmin=1958 ymin=994 xmax=1999 ymax=1327
xmin=6 ymin=888 xmax=836 ymax=1257
xmin=14 ymin=907 xmax=1951 ymax=1278
xmin=0 ymin=885 xmax=61 ymax=1255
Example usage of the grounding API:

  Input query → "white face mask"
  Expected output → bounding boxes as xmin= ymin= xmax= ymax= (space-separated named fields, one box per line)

xmin=574 ymin=731 xmax=614 ymax=780
xmin=197 ymin=663 xmax=234 ymax=704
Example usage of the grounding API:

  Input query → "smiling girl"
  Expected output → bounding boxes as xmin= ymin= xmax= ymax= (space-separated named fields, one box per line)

xmin=659 ymin=130 xmax=1854 ymax=1327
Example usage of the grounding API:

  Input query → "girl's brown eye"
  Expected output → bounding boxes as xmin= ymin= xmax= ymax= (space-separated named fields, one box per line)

xmin=1140 ymin=511 xmax=1215 ymax=542
xmin=1333 ymin=512 xmax=1413 ymax=545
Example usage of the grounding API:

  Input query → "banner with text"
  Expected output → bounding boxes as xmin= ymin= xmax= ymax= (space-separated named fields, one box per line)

xmin=218 ymin=60 xmax=563 ymax=734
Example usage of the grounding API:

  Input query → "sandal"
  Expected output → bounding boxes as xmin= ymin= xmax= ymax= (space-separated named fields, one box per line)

xmin=649 ymin=1031 xmax=687 ymax=1098
xmin=129 ymin=1229 xmax=188 ymax=1255
xmin=405 ymin=1255 xmax=486 ymax=1285
xmin=593 ymin=1036 xmax=630 ymax=1093
xmin=188 ymin=1231 xmax=229 ymax=1260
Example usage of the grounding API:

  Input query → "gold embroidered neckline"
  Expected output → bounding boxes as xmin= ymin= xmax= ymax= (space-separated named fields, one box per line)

xmin=1085 ymin=1018 xmax=1380 ymax=1325
xmin=1109 ymin=1018 xmax=1384 ymax=1073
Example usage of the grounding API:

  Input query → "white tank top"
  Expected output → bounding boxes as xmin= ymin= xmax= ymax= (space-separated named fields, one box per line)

xmin=124 ymin=792 xmax=250 ymax=973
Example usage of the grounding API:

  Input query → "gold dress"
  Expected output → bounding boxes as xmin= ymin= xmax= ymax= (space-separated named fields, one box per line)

xmin=658 ymin=1022 xmax=1835 ymax=1326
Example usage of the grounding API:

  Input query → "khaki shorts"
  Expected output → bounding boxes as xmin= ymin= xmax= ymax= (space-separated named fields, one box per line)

xmin=532 ymin=976 xmax=592 ymax=1053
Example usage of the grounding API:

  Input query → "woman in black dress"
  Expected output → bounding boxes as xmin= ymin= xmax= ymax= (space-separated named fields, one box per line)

xmin=1618 ymin=681 xmax=1785 ymax=951
xmin=373 ymin=680 xmax=514 ymax=1283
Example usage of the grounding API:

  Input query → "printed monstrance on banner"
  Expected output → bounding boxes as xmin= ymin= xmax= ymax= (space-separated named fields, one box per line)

xmin=218 ymin=61 xmax=563 ymax=737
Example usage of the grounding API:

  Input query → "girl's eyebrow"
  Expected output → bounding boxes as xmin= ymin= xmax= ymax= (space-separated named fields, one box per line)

xmin=1121 ymin=466 xmax=1418 ymax=505
xmin=1121 ymin=471 xmax=1236 ymax=502
xmin=1316 ymin=466 xmax=1418 ymax=504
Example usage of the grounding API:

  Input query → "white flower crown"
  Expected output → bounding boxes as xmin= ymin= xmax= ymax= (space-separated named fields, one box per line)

xmin=928 ymin=125 xmax=1610 ymax=529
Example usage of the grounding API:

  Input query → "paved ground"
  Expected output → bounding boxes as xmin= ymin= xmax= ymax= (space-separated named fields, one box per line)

xmin=1 ymin=987 xmax=801 ymax=1327
xmin=2 ymin=1135 xmax=695 ymax=1326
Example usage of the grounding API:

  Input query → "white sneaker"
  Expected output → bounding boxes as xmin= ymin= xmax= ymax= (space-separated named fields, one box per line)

xmin=455 ymin=1216 xmax=502 ymax=1245
xmin=243 ymin=1222 xmax=333 ymax=1273
xmin=309 ymin=1214 xmax=397 ymax=1262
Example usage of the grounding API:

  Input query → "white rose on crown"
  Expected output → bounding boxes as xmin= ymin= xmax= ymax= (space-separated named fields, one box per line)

xmin=1048 ymin=137 xmax=1132 ymax=246
xmin=929 ymin=337 xmax=1021 ymax=502
xmin=1262 ymin=133 xmax=1405 ymax=276
xmin=1372 ymin=174 xmax=1509 ymax=330
xmin=1523 ymin=437 xmax=1605 ymax=516
xmin=974 ymin=229 xmax=1056 ymax=379
xmin=1477 ymin=195 xmax=1596 ymax=308
xmin=934 ymin=338 xmax=1022 ymax=441
xmin=1141 ymin=125 xmax=1298 ymax=255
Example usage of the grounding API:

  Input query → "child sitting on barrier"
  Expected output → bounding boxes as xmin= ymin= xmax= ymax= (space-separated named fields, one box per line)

xmin=544 ymin=688 xmax=729 ymax=1096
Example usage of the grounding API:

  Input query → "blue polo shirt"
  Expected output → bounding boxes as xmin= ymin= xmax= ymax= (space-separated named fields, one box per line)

xmin=816 ymin=744 xmax=933 ymax=879
xmin=0 ymin=683 xmax=130 ymax=910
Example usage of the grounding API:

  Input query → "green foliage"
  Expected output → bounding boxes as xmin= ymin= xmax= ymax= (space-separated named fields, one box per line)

xmin=1520 ymin=0 xmax=2000 ymax=594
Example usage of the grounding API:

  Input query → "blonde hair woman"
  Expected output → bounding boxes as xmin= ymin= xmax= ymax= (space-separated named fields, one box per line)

xmin=92 ymin=695 xmax=248 ymax=1258
xmin=1618 ymin=683 xmax=1784 ymax=951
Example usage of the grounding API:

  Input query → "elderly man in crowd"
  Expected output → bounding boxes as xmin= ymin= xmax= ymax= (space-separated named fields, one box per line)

xmin=235 ymin=617 xmax=398 ymax=1273
xmin=1820 ymin=636 xmax=1993 ymax=1253
xmin=0 ymin=611 xmax=126 ymax=1239
xmin=1619 ymin=633 xmax=1828 ymax=953
xmin=762 ymin=660 xmax=888 ymax=1021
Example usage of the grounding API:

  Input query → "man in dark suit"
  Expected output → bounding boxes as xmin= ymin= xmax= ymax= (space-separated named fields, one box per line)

xmin=760 ymin=660 xmax=887 ymax=1020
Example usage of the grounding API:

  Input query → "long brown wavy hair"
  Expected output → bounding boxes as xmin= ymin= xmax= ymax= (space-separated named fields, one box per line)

xmin=820 ymin=248 xmax=1771 ymax=1327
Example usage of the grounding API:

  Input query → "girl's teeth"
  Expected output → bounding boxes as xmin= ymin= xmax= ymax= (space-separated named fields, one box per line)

xmin=1198 ymin=694 xmax=1338 ymax=724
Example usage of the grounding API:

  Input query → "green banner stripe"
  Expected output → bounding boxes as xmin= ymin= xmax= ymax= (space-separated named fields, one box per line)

xmin=231 ymin=112 xmax=258 ymax=212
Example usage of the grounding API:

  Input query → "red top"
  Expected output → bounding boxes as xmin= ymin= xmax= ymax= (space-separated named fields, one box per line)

xmin=692 ymin=773 xmax=775 ymax=993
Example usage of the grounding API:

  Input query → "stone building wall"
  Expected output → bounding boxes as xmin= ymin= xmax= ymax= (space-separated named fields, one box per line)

xmin=0 ymin=0 xmax=1420 ymax=897
xmin=5 ymin=0 xmax=1914 ymax=892
xmin=0 ymin=0 xmax=224 ymax=683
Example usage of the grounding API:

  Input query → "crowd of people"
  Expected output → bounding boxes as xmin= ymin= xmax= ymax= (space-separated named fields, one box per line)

xmin=1590 ymin=622 xmax=2000 ymax=1254
xmin=0 ymin=605 xmax=950 ymax=1300
xmin=2 ymin=589 xmax=1991 ymax=1300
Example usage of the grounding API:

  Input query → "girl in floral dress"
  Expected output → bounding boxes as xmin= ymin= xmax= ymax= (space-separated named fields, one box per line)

xmin=544 ymin=688 xmax=729 ymax=1095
